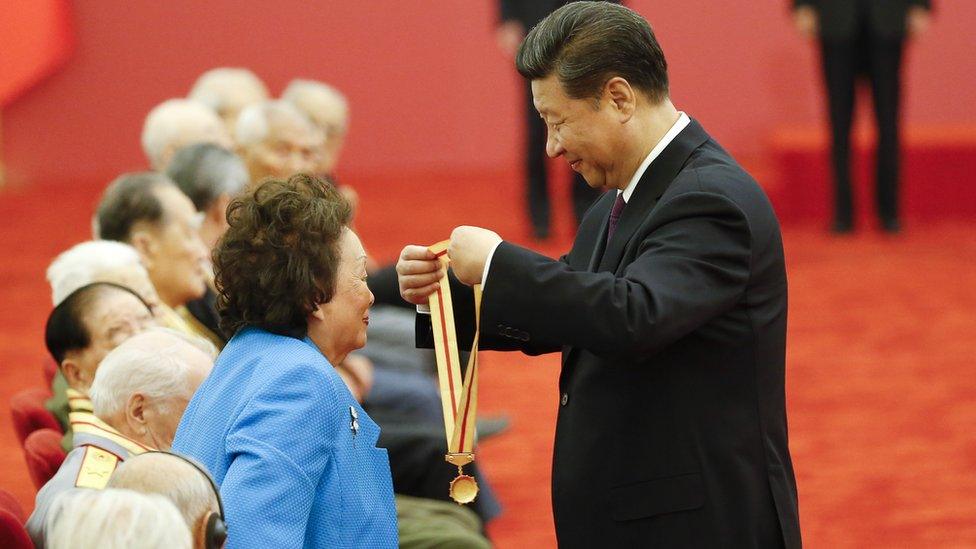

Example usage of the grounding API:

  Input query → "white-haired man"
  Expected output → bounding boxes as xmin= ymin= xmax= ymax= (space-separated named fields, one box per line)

xmin=46 ymin=489 xmax=192 ymax=549
xmin=142 ymin=98 xmax=232 ymax=171
xmin=282 ymin=79 xmax=349 ymax=176
xmin=189 ymin=67 xmax=270 ymax=136
xmin=27 ymin=328 xmax=214 ymax=547
xmin=109 ymin=452 xmax=224 ymax=549
xmin=234 ymin=100 xmax=323 ymax=183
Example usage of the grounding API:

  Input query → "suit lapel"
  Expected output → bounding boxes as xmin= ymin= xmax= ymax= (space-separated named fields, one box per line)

xmin=596 ymin=119 xmax=710 ymax=273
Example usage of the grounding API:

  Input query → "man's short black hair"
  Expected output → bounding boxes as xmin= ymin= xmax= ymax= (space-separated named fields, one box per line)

xmin=95 ymin=171 xmax=174 ymax=242
xmin=516 ymin=1 xmax=669 ymax=102
xmin=166 ymin=143 xmax=250 ymax=211
xmin=44 ymin=282 xmax=149 ymax=364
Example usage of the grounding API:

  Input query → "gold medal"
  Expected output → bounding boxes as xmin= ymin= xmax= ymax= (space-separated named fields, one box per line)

xmin=429 ymin=241 xmax=483 ymax=505
xmin=449 ymin=472 xmax=479 ymax=504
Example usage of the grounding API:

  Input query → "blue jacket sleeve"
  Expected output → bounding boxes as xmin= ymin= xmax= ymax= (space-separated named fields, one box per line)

xmin=221 ymin=361 xmax=338 ymax=548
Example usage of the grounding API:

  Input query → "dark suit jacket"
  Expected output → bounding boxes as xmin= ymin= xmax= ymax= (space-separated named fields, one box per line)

xmin=420 ymin=119 xmax=800 ymax=547
xmin=794 ymin=0 xmax=931 ymax=40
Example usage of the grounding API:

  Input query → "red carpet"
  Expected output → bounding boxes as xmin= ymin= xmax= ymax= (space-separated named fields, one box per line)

xmin=2 ymin=173 xmax=975 ymax=547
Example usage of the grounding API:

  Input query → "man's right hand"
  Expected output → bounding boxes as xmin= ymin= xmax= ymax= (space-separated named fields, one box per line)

xmin=396 ymin=245 xmax=445 ymax=306
xmin=793 ymin=6 xmax=818 ymax=38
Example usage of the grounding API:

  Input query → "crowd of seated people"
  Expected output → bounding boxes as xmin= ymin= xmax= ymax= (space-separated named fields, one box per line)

xmin=10 ymin=67 xmax=507 ymax=548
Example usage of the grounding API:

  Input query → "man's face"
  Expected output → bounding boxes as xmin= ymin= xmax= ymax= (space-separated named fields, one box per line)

xmin=140 ymin=185 xmax=209 ymax=308
xmin=62 ymin=290 xmax=155 ymax=391
xmin=532 ymin=74 xmax=626 ymax=191
xmin=244 ymin=116 xmax=324 ymax=182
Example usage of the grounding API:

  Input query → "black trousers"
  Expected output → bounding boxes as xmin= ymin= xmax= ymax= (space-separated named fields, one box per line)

xmin=819 ymin=26 xmax=905 ymax=225
xmin=524 ymin=84 xmax=602 ymax=234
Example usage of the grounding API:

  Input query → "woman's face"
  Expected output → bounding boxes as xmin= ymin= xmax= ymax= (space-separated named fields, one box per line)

xmin=314 ymin=229 xmax=373 ymax=361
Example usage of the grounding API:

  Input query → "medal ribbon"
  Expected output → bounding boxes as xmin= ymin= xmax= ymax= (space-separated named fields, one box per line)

xmin=427 ymin=241 xmax=480 ymax=475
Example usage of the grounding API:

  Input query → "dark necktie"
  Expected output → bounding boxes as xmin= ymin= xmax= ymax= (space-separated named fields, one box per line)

xmin=606 ymin=193 xmax=627 ymax=245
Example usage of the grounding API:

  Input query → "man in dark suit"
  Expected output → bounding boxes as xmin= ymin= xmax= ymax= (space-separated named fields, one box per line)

xmin=793 ymin=0 xmax=932 ymax=233
xmin=497 ymin=0 xmax=610 ymax=238
xmin=399 ymin=3 xmax=800 ymax=546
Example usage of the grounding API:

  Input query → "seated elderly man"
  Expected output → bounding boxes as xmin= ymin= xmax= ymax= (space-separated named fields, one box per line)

xmin=189 ymin=67 xmax=269 ymax=136
xmin=46 ymin=489 xmax=192 ymax=549
xmin=281 ymin=79 xmax=349 ymax=177
xmin=234 ymin=100 xmax=323 ymax=183
xmin=27 ymin=327 xmax=214 ymax=547
xmin=95 ymin=171 xmax=214 ymax=343
xmin=42 ymin=282 xmax=155 ymax=451
xmin=142 ymin=99 xmax=232 ymax=171
xmin=109 ymin=452 xmax=225 ymax=549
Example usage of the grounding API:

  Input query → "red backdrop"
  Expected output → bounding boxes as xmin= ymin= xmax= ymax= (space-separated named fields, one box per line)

xmin=2 ymin=0 xmax=974 ymax=185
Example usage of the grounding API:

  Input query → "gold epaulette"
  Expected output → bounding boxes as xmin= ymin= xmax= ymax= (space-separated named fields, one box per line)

xmin=74 ymin=446 xmax=120 ymax=489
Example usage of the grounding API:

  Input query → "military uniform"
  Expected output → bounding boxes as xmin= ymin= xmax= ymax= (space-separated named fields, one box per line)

xmin=44 ymin=383 xmax=94 ymax=452
xmin=25 ymin=412 xmax=151 ymax=547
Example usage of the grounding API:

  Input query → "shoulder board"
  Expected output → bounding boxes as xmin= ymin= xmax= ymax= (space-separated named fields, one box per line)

xmin=74 ymin=446 xmax=121 ymax=489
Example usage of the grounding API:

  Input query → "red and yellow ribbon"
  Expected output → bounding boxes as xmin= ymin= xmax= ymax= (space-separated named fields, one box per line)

xmin=427 ymin=240 xmax=480 ymax=504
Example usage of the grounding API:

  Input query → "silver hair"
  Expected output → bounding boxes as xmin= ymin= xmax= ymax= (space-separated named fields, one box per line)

xmin=89 ymin=327 xmax=215 ymax=419
xmin=165 ymin=143 xmax=250 ymax=211
xmin=108 ymin=453 xmax=219 ymax=532
xmin=234 ymin=100 xmax=315 ymax=147
xmin=46 ymin=488 xmax=191 ymax=549
xmin=141 ymin=98 xmax=225 ymax=169
xmin=47 ymin=240 xmax=146 ymax=305
xmin=188 ymin=67 xmax=269 ymax=113
xmin=281 ymin=79 xmax=349 ymax=130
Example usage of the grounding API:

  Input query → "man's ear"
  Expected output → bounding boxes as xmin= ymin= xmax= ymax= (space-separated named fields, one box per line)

xmin=125 ymin=394 xmax=148 ymax=433
xmin=61 ymin=357 xmax=88 ymax=391
xmin=128 ymin=228 xmax=157 ymax=267
xmin=604 ymin=77 xmax=637 ymax=121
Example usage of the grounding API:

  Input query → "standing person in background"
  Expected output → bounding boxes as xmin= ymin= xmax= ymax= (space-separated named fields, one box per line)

xmin=496 ymin=0 xmax=615 ymax=239
xmin=793 ymin=0 xmax=931 ymax=233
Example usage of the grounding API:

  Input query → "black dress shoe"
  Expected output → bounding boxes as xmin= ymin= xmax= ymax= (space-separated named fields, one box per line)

xmin=881 ymin=219 xmax=902 ymax=233
xmin=830 ymin=219 xmax=853 ymax=234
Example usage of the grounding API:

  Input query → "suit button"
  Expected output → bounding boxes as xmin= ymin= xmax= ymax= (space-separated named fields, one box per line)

xmin=560 ymin=393 xmax=569 ymax=406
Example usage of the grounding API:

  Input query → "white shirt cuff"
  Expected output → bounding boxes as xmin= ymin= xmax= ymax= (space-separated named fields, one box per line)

xmin=481 ymin=241 xmax=502 ymax=289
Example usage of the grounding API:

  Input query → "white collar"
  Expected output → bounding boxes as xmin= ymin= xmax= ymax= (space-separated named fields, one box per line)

xmin=620 ymin=112 xmax=691 ymax=203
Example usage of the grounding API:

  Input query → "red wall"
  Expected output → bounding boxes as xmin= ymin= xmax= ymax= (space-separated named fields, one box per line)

xmin=2 ymin=0 xmax=974 ymax=185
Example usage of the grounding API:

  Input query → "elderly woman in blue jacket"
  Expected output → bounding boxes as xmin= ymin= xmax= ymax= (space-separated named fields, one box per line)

xmin=173 ymin=174 xmax=397 ymax=547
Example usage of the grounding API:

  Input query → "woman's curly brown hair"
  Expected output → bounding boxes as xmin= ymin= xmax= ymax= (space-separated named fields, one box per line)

xmin=214 ymin=173 xmax=351 ymax=336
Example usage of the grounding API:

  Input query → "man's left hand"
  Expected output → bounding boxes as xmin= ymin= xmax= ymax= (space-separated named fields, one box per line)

xmin=448 ymin=226 xmax=502 ymax=286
